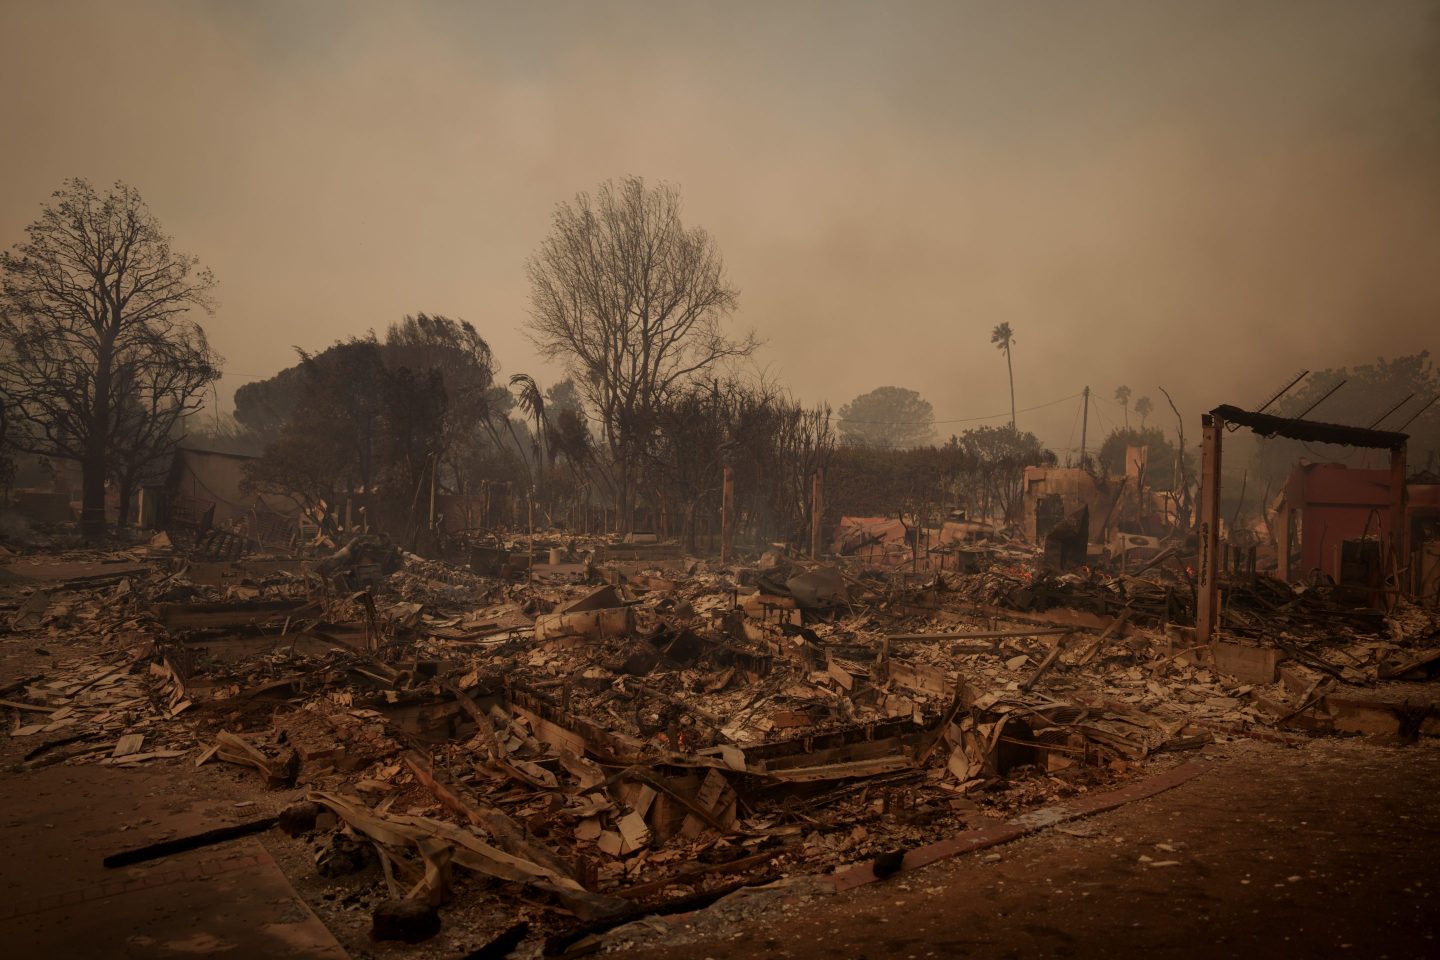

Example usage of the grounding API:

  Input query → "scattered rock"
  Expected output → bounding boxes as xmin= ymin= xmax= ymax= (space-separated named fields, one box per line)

xmin=278 ymin=801 xmax=328 ymax=837
xmin=316 ymin=833 xmax=373 ymax=877
xmin=371 ymin=898 xmax=441 ymax=944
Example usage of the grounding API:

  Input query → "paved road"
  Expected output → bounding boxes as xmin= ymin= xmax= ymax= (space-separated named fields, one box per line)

xmin=619 ymin=738 xmax=1440 ymax=960
xmin=0 ymin=759 xmax=345 ymax=959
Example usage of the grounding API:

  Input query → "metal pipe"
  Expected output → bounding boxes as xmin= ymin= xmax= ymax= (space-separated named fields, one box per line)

xmin=1254 ymin=369 xmax=1309 ymax=415
xmin=1296 ymin=379 xmax=1346 ymax=420
xmin=1369 ymin=393 xmax=1415 ymax=429
xmin=1393 ymin=395 xmax=1438 ymax=432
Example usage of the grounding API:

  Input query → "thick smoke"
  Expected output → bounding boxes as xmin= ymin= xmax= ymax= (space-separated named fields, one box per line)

xmin=1 ymin=0 xmax=1437 ymax=453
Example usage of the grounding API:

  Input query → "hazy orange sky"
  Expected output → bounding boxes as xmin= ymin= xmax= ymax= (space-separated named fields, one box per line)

xmin=3 ymin=0 xmax=1438 ymax=455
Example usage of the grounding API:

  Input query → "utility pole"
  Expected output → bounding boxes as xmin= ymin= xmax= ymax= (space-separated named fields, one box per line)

xmin=1079 ymin=386 xmax=1090 ymax=468
xmin=1196 ymin=413 xmax=1224 ymax=643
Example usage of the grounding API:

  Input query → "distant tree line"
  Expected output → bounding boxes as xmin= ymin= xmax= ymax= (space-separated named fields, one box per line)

xmin=232 ymin=177 xmax=832 ymax=548
xmin=830 ymin=425 xmax=1055 ymax=526
xmin=8 ymin=174 xmax=1432 ymax=552
xmin=234 ymin=315 xmax=568 ymax=531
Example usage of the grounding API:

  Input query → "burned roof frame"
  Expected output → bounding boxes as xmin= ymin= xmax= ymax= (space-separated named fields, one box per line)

xmin=1209 ymin=404 xmax=1408 ymax=450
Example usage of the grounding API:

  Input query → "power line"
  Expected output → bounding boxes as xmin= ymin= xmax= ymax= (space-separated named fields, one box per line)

xmin=1089 ymin=398 xmax=1115 ymax=435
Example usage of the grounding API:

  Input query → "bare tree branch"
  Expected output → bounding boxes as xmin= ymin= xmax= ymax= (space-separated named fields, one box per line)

xmin=524 ymin=177 xmax=755 ymax=529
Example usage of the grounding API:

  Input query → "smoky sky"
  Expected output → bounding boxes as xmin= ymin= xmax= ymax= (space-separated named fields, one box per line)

xmin=2 ymin=0 xmax=1438 ymax=456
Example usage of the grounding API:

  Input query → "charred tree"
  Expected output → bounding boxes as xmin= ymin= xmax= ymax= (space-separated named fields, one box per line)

xmin=108 ymin=335 xmax=220 ymax=526
xmin=0 ymin=179 xmax=218 ymax=539
xmin=525 ymin=177 xmax=754 ymax=531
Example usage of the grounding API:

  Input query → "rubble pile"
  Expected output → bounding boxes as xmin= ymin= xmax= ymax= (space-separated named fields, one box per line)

xmin=938 ymin=563 xmax=1389 ymax=634
xmin=3 ymin=532 xmax=1437 ymax=954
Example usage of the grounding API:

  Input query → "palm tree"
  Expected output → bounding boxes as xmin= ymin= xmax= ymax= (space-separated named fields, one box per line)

xmin=990 ymin=323 xmax=1016 ymax=428
xmin=1134 ymin=395 xmax=1153 ymax=429
xmin=1115 ymin=385 xmax=1132 ymax=428
xmin=509 ymin=373 xmax=548 ymax=478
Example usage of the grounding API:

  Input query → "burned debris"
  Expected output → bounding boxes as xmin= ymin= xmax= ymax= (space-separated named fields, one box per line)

xmin=3 ymin=308 xmax=1439 ymax=959
xmin=4 ymin=465 xmax=1437 ymax=957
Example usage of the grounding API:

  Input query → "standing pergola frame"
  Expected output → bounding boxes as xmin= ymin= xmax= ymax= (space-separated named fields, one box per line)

xmin=1195 ymin=404 xmax=1408 ymax=643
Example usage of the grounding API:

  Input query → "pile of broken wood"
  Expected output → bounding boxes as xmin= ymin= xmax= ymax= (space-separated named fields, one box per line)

xmin=4 ymin=533 xmax=1438 ymax=954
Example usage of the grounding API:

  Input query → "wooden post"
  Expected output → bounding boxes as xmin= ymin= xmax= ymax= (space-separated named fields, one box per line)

xmin=428 ymin=454 xmax=437 ymax=529
xmin=1275 ymin=504 xmax=1291 ymax=583
xmin=911 ymin=511 xmax=919 ymax=574
xmin=1390 ymin=442 xmax=1408 ymax=596
xmin=810 ymin=468 xmax=824 ymax=560
xmin=721 ymin=465 xmax=735 ymax=563
xmin=1196 ymin=413 xmax=1224 ymax=644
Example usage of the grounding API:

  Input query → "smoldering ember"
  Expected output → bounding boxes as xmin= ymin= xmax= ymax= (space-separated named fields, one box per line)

xmin=2 ymin=5 xmax=1440 ymax=960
